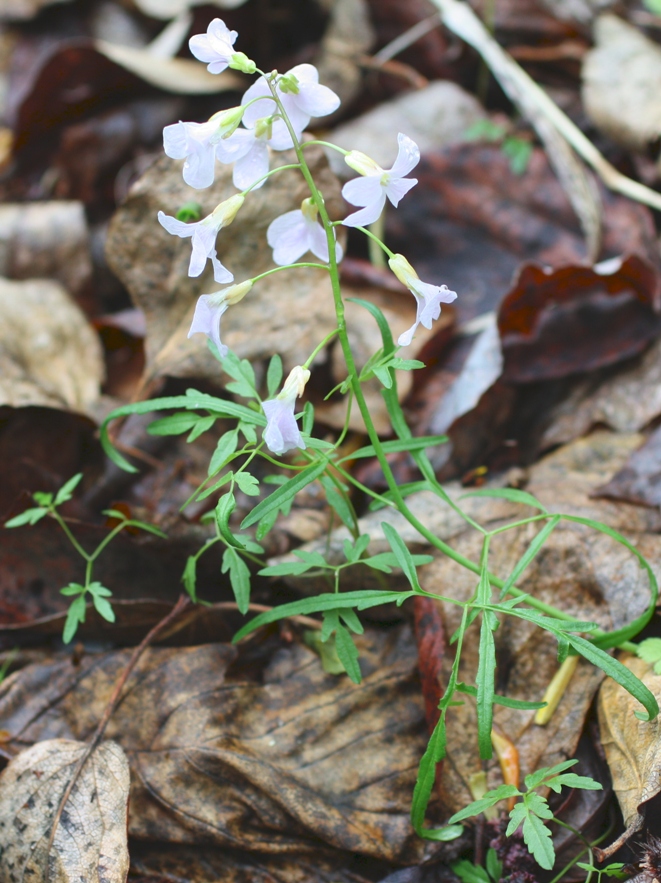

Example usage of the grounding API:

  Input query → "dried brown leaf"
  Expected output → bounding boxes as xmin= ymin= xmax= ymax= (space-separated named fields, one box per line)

xmin=598 ymin=655 xmax=661 ymax=829
xmin=0 ymin=278 xmax=104 ymax=413
xmin=0 ymin=738 xmax=130 ymax=883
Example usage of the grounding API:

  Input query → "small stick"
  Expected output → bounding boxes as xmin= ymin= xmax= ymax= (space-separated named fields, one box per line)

xmin=46 ymin=594 xmax=191 ymax=855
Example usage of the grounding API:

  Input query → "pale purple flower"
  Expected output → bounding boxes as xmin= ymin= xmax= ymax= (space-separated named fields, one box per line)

xmin=189 ymin=18 xmax=238 ymax=74
xmin=262 ymin=366 xmax=310 ymax=455
xmin=241 ymin=64 xmax=340 ymax=150
xmin=388 ymin=254 xmax=457 ymax=346
xmin=163 ymin=107 xmax=244 ymax=189
xmin=267 ymin=198 xmax=343 ymax=265
xmin=157 ymin=194 xmax=244 ymax=283
xmin=342 ymin=134 xmax=420 ymax=228
xmin=188 ymin=281 xmax=253 ymax=357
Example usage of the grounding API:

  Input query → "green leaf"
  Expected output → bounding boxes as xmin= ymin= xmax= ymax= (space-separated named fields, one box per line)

xmin=339 ymin=607 xmax=364 ymax=634
xmin=486 ymin=848 xmax=503 ymax=883
xmin=347 ymin=298 xmax=395 ymax=355
xmin=63 ymin=595 xmax=87 ymax=644
xmin=340 ymin=436 xmax=448 ymax=462
xmin=223 ymin=351 xmax=257 ymax=398
xmin=524 ymin=760 xmax=578 ymax=791
xmin=411 ymin=713 xmax=447 ymax=835
xmin=448 ymin=784 xmax=520 ymax=824
xmin=92 ymin=594 xmax=115 ymax=623
xmin=87 ymin=582 xmax=112 ymax=597
xmin=451 ymin=860 xmax=491 ymax=883
xmin=207 ymin=429 xmax=239 ymax=476
xmin=147 ymin=412 xmax=199 ymax=436
xmin=32 ymin=492 xmax=53 ymax=506
xmin=125 ymin=520 xmax=168 ymax=539
xmin=506 ymin=803 xmax=527 ymax=836
xmin=5 ymin=507 xmax=48 ymax=528
xmin=222 ymin=547 xmax=251 ymax=614
xmin=241 ymin=459 xmax=328 ymax=529
xmin=233 ymin=590 xmax=416 ymax=642
xmin=460 ymin=487 xmax=548 ymax=512
xmin=302 ymin=401 xmax=314 ymax=435
xmin=239 ymin=421 xmax=257 ymax=444
xmin=545 ymin=773 xmax=602 ymax=793
xmin=60 ymin=582 xmax=85 ymax=597
xmin=320 ymin=475 xmax=356 ymax=531
xmin=54 ymin=473 xmax=83 ymax=506
xmin=267 ymin=354 xmax=283 ymax=397
xmin=388 ymin=357 xmax=425 ymax=371
xmin=186 ymin=415 xmax=216 ymax=442
xmin=196 ymin=471 xmax=234 ymax=501
xmin=521 ymin=810 xmax=555 ymax=870
xmin=499 ymin=516 xmax=560 ymax=599
xmin=372 ymin=364 xmax=393 ymax=388
xmin=334 ymin=623 xmax=361 ymax=683
xmin=258 ymin=559 xmax=318 ymax=577
xmin=455 ymin=683 xmax=547 ymax=711
xmin=216 ymin=491 xmax=242 ymax=548
xmin=524 ymin=791 xmax=554 ymax=820
xmin=182 ymin=555 xmax=197 ymax=602
xmin=567 ymin=633 xmax=659 ymax=721
xmin=637 ymin=637 xmax=661 ymax=665
xmin=343 ymin=534 xmax=370 ymax=564
xmin=100 ymin=394 xmax=265 ymax=473
xmin=381 ymin=522 xmax=422 ymax=591
xmin=421 ymin=824 xmax=464 ymax=842
xmin=304 ymin=629 xmax=344 ymax=675
xmin=256 ymin=507 xmax=279 ymax=542
xmin=476 ymin=614 xmax=496 ymax=759
xmin=235 ymin=471 xmax=260 ymax=496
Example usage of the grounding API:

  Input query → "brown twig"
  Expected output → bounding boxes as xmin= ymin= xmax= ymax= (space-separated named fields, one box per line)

xmin=46 ymin=593 xmax=191 ymax=855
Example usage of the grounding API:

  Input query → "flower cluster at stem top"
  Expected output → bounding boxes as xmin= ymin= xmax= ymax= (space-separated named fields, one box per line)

xmin=158 ymin=18 xmax=458 ymax=456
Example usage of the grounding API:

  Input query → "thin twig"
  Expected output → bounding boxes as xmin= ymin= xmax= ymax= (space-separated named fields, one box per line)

xmin=46 ymin=594 xmax=191 ymax=856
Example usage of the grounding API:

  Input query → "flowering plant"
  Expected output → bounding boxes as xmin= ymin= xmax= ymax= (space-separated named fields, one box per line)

xmin=97 ymin=17 xmax=660 ymax=858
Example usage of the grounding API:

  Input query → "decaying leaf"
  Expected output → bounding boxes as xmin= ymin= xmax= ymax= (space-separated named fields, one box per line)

xmin=0 ymin=278 xmax=104 ymax=413
xmin=583 ymin=15 xmax=661 ymax=156
xmin=598 ymin=656 xmax=661 ymax=832
xmin=0 ymin=738 xmax=130 ymax=883
xmin=0 ymin=202 xmax=92 ymax=300
xmin=595 ymin=424 xmax=661 ymax=509
xmin=106 ymin=148 xmax=342 ymax=386
xmin=0 ymin=631 xmax=435 ymax=865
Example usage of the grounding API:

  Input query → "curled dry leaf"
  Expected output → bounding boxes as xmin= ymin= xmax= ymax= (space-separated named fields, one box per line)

xmin=0 ymin=278 xmax=104 ymax=414
xmin=0 ymin=738 xmax=130 ymax=883
xmin=598 ymin=656 xmax=661 ymax=832
xmin=106 ymin=148 xmax=343 ymax=386
xmin=0 ymin=202 xmax=92 ymax=300
xmin=583 ymin=15 xmax=661 ymax=156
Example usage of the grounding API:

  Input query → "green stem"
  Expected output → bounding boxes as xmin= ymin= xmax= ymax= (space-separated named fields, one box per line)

xmin=355 ymin=225 xmax=396 ymax=259
xmin=301 ymin=139 xmax=348 ymax=155
xmin=304 ymin=329 xmax=339 ymax=370
xmin=50 ymin=510 xmax=90 ymax=561
xmin=251 ymin=262 xmax=329 ymax=284
xmin=241 ymin=163 xmax=301 ymax=195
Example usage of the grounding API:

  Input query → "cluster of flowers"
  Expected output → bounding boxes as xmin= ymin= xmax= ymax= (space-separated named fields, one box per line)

xmin=158 ymin=18 xmax=457 ymax=454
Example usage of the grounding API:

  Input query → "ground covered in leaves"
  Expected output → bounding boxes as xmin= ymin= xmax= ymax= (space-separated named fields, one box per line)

xmin=3 ymin=0 xmax=661 ymax=881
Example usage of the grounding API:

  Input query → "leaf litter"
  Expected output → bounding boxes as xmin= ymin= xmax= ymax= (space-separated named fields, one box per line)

xmin=4 ymin=0 xmax=661 ymax=880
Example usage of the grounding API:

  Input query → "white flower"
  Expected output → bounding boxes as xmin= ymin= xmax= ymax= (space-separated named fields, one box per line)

xmin=267 ymin=198 xmax=343 ymax=265
xmin=188 ymin=281 xmax=253 ymax=357
xmin=157 ymin=194 xmax=244 ymax=283
xmin=241 ymin=64 xmax=340 ymax=150
xmin=163 ymin=107 xmax=244 ymax=190
xmin=214 ymin=118 xmax=273 ymax=191
xmin=189 ymin=18 xmax=238 ymax=74
xmin=342 ymin=134 xmax=420 ymax=227
xmin=262 ymin=365 xmax=310 ymax=455
xmin=388 ymin=254 xmax=457 ymax=346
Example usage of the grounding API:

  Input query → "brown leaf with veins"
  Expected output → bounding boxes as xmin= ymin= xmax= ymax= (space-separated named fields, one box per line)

xmin=0 ymin=738 xmax=130 ymax=883
xmin=598 ymin=656 xmax=661 ymax=831
xmin=0 ymin=629 xmax=434 ymax=864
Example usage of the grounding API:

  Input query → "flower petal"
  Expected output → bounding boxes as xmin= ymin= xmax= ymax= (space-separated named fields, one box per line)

xmin=215 ymin=127 xmax=255 ymax=163
xmin=163 ymin=122 xmax=188 ymax=159
xmin=183 ymin=143 xmax=216 ymax=189
xmin=390 ymin=133 xmax=420 ymax=178
xmin=294 ymin=81 xmax=341 ymax=118
xmin=306 ymin=217 xmax=331 ymax=263
xmin=188 ymin=294 xmax=229 ymax=357
xmin=210 ymin=250 xmax=234 ymax=284
xmin=384 ymin=175 xmax=418 ymax=207
xmin=262 ymin=397 xmax=306 ymax=454
xmin=241 ymin=77 xmax=277 ymax=128
xmin=267 ymin=210 xmax=309 ymax=265
xmin=342 ymin=191 xmax=386 ymax=227
xmin=158 ymin=211 xmax=196 ymax=238
xmin=232 ymin=140 xmax=269 ymax=190
xmin=342 ymin=175 xmax=384 ymax=208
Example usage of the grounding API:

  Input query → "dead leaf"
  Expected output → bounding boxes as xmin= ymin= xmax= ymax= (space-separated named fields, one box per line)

xmin=0 ymin=202 xmax=92 ymax=301
xmin=499 ymin=256 xmax=661 ymax=382
xmin=106 ymin=147 xmax=343 ymax=386
xmin=0 ymin=738 xmax=130 ymax=883
xmin=595 ymin=424 xmax=661 ymax=509
xmin=0 ymin=631 xmax=436 ymax=865
xmin=0 ymin=278 xmax=104 ymax=414
xmin=598 ymin=655 xmax=661 ymax=830
xmin=583 ymin=15 xmax=661 ymax=156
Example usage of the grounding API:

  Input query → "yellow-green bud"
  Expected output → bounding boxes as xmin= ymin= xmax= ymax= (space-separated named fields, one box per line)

xmin=210 ymin=105 xmax=244 ymax=138
xmin=212 ymin=194 xmax=244 ymax=228
xmin=229 ymin=52 xmax=257 ymax=75
xmin=388 ymin=253 xmax=418 ymax=289
xmin=301 ymin=197 xmax=318 ymax=223
xmin=344 ymin=150 xmax=382 ymax=177
xmin=279 ymin=365 xmax=310 ymax=400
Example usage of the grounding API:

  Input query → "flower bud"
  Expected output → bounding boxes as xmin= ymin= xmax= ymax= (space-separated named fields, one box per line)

xmin=388 ymin=253 xmax=418 ymax=289
xmin=278 ymin=72 xmax=300 ymax=95
xmin=279 ymin=365 xmax=310 ymax=400
xmin=344 ymin=150 xmax=382 ymax=177
xmin=211 ymin=194 xmax=244 ymax=228
xmin=229 ymin=51 xmax=256 ymax=74
xmin=300 ymin=197 xmax=319 ymax=224
xmin=254 ymin=116 xmax=274 ymax=140
xmin=210 ymin=105 xmax=245 ymax=139
xmin=220 ymin=279 xmax=253 ymax=305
